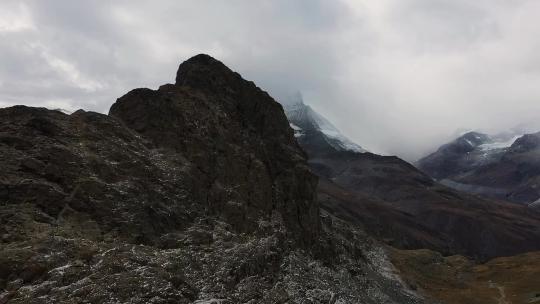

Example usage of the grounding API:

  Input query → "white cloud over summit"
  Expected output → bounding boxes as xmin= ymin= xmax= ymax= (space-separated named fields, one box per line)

xmin=1 ymin=0 xmax=540 ymax=160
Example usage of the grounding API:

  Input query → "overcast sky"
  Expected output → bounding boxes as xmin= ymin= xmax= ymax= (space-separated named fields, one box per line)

xmin=1 ymin=0 xmax=540 ymax=160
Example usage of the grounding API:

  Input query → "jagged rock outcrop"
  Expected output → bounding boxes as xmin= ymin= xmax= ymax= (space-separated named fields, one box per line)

xmin=109 ymin=54 xmax=320 ymax=247
xmin=0 ymin=55 xmax=424 ymax=303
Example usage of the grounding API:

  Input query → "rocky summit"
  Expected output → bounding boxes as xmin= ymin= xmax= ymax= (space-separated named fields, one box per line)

xmin=110 ymin=54 xmax=320 ymax=247
xmin=0 ymin=55 xmax=425 ymax=303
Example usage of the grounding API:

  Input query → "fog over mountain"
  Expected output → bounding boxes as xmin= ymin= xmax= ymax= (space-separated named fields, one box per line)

xmin=2 ymin=0 xmax=540 ymax=160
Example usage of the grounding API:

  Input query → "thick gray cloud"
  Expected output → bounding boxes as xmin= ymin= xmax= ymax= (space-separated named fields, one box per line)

xmin=1 ymin=0 xmax=540 ymax=160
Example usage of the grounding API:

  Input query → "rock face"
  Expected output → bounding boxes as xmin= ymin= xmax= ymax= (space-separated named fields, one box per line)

xmin=110 ymin=54 xmax=320 ymax=246
xmin=284 ymin=109 xmax=540 ymax=261
xmin=0 ymin=55 xmax=425 ymax=303
xmin=418 ymin=131 xmax=540 ymax=204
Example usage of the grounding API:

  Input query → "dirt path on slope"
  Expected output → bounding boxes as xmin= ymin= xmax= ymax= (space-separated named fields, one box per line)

xmin=489 ymin=282 xmax=510 ymax=304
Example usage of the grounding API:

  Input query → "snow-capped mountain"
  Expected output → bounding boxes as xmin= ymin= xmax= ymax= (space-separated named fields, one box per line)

xmin=281 ymin=96 xmax=540 ymax=261
xmin=417 ymin=131 xmax=513 ymax=180
xmin=283 ymin=95 xmax=367 ymax=155
xmin=418 ymin=130 xmax=540 ymax=205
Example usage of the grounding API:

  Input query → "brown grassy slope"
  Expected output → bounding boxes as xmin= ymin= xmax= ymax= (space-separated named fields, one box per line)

xmin=390 ymin=248 xmax=540 ymax=304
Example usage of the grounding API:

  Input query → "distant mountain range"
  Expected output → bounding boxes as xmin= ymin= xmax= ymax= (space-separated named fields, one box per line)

xmin=283 ymin=98 xmax=540 ymax=261
xmin=418 ymin=130 xmax=540 ymax=206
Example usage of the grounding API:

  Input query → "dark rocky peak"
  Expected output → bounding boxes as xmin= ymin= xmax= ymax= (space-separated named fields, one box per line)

xmin=110 ymin=54 xmax=319 ymax=246
xmin=113 ymin=56 xmax=295 ymax=150
xmin=417 ymin=131 xmax=495 ymax=180
xmin=460 ymin=131 xmax=491 ymax=144
xmin=508 ymin=131 xmax=540 ymax=153
xmin=175 ymin=54 xmax=253 ymax=95
xmin=418 ymin=128 xmax=540 ymax=205
xmin=172 ymin=54 xmax=293 ymax=143
xmin=446 ymin=131 xmax=491 ymax=153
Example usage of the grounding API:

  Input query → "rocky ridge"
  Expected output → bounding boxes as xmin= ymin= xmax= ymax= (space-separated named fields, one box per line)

xmin=0 ymin=55 xmax=424 ymax=303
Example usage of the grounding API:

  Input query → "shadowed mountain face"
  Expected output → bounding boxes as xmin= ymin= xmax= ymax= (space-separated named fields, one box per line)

xmin=110 ymin=54 xmax=321 ymax=246
xmin=418 ymin=131 xmax=540 ymax=205
xmin=0 ymin=55 xmax=426 ymax=303
xmin=285 ymin=106 xmax=540 ymax=261
xmin=417 ymin=132 xmax=499 ymax=180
